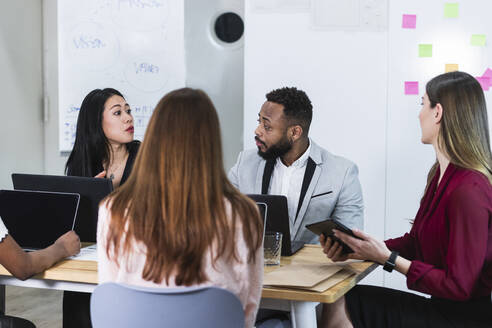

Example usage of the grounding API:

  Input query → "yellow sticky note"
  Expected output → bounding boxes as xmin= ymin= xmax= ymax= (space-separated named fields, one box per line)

xmin=471 ymin=34 xmax=486 ymax=46
xmin=444 ymin=3 xmax=459 ymax=18
xmin=445 ymin=64 xmax=459 ymax=72
xmin=419 ymin=44 xmax=433 ymax=57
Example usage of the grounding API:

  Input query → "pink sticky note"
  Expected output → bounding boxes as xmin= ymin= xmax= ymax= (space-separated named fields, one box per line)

xmin=482 ymin=68 xmax=492 ymax=84
xmin=476 ymin=77 xmax=490 ymax=91
xmin=404 ymin=81 xmax=419 ymax=95
xmin=402 ymin=14 xmax=417 ymax=29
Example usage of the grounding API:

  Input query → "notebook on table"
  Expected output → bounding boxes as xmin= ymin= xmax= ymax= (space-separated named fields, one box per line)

xmin=263 ymin=262 xmax=354 ymax=292
xmin=0 ymin=189 xmax=79 ymax=250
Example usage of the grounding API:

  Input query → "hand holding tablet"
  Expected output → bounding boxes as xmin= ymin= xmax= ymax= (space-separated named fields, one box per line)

xmin=306 ymin=218 xmax=362 ymax=254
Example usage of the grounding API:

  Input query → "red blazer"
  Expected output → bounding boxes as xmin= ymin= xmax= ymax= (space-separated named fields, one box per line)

xmin=386 ymin=163 xmax=492 ymax=301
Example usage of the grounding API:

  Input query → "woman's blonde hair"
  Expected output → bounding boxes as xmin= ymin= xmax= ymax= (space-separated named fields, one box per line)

xmin=424 ymin=71 xmax=492 ymax=192
xmin=105 ymin=88 xmax=263 ymax=285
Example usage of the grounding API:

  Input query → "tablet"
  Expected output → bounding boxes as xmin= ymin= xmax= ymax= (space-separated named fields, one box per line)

xmin=305 ymin=218 xmax=361 ymax=254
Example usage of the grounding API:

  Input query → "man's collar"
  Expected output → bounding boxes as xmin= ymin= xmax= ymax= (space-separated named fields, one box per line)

xmin=307 ymin=139 xmax=323 ymax=165
xmin=277 ymin=139 xmax=312 ymax=168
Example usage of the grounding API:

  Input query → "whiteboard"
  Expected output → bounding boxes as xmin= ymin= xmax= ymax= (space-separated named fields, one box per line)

xmin=58 ymin=0 xmax=185 ymax=152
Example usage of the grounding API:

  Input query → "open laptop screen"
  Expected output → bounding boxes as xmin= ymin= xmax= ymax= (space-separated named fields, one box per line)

xmin=12 ymin=173 xmax=113 ymax=242
xmin=0 ymin=190 xmax=79 ymax=250
xmin=247 ymin=194 xmax=304 ymax=256
xmin=255 ymin=202 xmax=267 ymax=240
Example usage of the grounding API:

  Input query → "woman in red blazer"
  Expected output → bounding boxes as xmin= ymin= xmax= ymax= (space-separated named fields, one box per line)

xmin=321 ymin=71 xmax=492 ymax=327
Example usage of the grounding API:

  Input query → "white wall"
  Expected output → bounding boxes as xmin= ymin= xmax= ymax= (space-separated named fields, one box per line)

xmin=185 ymin=0 xmax=244 ymax=170
xmin=43 ymin=0 xmax=68 ymax=175
xmin=244 ymin=1 xmax=388 ymax=286
xmin=0 ymin=1 xmax=44 ymax=188
xmin=244 ymin=0 xmax=492 ymax=289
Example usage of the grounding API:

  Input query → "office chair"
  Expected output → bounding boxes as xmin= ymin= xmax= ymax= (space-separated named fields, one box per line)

xmin=90 ymin=283 xmax=245 ymax=328
xmin=0 ymin=315 xmax=36 ymax=328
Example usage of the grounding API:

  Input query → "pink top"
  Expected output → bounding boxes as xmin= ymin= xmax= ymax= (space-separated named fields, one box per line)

xmin=97 ymin=201 xmax=263 ymax=328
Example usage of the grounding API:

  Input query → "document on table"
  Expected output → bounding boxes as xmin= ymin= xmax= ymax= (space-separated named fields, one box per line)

xmin=69 ymin=244 xmax=97 ymax=261
xmin=300 ymin=269 xmax=354 ymax=292
xmin=263 ymin=262 xmax=343 ymax=288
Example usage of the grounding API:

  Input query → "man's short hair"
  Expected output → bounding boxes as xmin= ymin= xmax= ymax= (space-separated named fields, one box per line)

xmin=266 ymin=87 xmax=313 ymax=135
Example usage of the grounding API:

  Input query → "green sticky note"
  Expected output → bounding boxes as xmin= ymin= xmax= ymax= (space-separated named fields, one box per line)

xmin=419 ymin=44 xmax=433 ymax=57
xmin=471 ymin=34 xmax=486 ymax=46
xmin=444 ymin=3 xmax=459 ymax=18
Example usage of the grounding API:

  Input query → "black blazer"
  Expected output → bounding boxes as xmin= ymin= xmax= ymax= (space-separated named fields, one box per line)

xmin=118 ymin=140 xmax=140 ymax=185
xmin=67 ymin=140 xmax=140 ymax=183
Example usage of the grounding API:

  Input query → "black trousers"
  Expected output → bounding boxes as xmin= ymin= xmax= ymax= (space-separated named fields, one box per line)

xmin=345 ymin=285 xmax=492 ymax=328
xmin=63 ymin=291 xmax=91 ymax=328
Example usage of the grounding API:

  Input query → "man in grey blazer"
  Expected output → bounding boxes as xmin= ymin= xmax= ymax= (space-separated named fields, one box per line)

xmin=228 ymin=87 xmax=363 ymax=245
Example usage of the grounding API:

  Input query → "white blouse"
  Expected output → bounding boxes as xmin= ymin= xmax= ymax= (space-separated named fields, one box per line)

xmin=97 ymin=200 xmax=263 ymax=328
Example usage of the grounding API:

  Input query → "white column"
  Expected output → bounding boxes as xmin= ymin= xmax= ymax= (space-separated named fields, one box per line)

xmin=290 ymin=301 xmax=318 ymax=328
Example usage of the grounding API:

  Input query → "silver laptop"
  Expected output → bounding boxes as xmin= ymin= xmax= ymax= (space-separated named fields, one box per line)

xmin=0 ymin=190 xmax=80 ymax=250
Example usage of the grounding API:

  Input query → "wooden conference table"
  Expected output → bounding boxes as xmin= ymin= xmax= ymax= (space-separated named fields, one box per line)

xmin=0 ymin=245 xmax=377 ymax=328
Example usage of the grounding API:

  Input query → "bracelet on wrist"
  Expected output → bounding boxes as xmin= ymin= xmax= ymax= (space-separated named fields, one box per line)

xmin=383 ymin=251 xmax=399 ymax=273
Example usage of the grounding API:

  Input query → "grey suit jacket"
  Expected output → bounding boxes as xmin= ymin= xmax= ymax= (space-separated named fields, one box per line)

xmin=228 ymin=140 xmax=364 ymax=244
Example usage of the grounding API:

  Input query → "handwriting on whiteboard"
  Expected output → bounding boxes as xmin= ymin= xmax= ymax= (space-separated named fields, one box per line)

xmin=112 ymin=0 xmax=169 ymax=32
xmin=117 ymin=0 xmax=164 ymax=9
xmin=133 ymin=104 xmax=155 ymax=140
xmin=73 ymin=35 xmax=106 ymax=49
xmin=124 ymin=58 xmax=168 ymax=92
xmin=62 ymin=121 xmax=77 ymax=148
xmin=134 ymin=62 xmax=159 ymax=74
xmin=67 ymin=22 xmax=119 ymax=71
xmin=66 ymin=106 xmax=80 ymax=114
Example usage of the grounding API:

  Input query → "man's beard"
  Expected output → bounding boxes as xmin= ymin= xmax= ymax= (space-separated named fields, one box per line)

xmin=256 ymin=135 xmax=293 ymax=160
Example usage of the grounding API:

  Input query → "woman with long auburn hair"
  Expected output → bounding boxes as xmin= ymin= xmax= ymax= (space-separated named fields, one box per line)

xmin=97 ymin=88 xmax=264 ymax=327
xmin=320 ymin=71 xmax=492 ymax=327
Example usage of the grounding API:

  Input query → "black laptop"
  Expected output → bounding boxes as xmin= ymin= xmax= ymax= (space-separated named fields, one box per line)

xmin=248 ymin=194 xmax=305 ymax=256
xmin=12 ymin=173 xmax=113 ymax=242
xmin=0 ymin=190 xmax=79 ymax=250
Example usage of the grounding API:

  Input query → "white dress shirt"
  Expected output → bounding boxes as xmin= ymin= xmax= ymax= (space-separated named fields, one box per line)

xmin=0 ymin=217 xmax=8 ymax=242
xmin=269 ymin=141 xmax=312 ymax=228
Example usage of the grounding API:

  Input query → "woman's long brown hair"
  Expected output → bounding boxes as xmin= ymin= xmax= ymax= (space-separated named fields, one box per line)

xmin=423 ymin=71 xmax=492 ymax=196
xmin=105 ymin=88 xmax=263 ymax=285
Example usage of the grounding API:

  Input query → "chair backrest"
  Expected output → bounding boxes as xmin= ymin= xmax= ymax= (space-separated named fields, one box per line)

xmin=90 ymin=283 xmax=245 ymax=328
